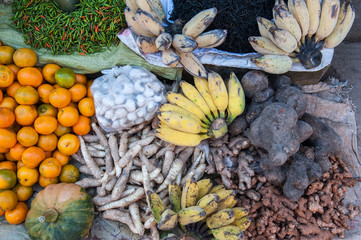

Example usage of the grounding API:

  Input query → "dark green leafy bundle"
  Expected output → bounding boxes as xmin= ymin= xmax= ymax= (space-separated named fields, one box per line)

xmin=11 ymin=0 xmax=126 ymax=55
xmin=170 ymin=0 xmax=274 ymax=53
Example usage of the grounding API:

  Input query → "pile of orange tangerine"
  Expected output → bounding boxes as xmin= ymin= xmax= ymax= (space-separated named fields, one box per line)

xmin=0 ymin=42 xmax=95 ymax=224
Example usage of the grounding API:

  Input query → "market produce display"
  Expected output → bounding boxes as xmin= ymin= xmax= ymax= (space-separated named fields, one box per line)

xmin=124 ymin=0 xmax=227 ymax=78
xmin=148 ymin=177 xmax=250 ymax=239
xmin=0 ymin=1 xmax=360 ymax=240
xmin=11 ymin=0 xmax=126 ymax=55
xmin=0 ymin=44 xmax=93 ymax=224
xmin=249 ymin=0 xmax=355 ymax=73
xmin=156 ymin=71 xmax=245 ymax=146
xmin=25 ymin=183 xmax=94 ymax=240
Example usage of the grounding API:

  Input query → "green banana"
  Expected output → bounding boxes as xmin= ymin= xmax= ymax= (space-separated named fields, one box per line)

xmin=181 ymin=177 xmax=199 ymax=209
xmin=178 ymin=206 xmax=206 ymax=225
xmin=197 ymin=193 xmax=220 ymax=216
xmin=206 ymin=208 xmax=235 ymax=229
xmin=147 ymin=190 xmax=167 ymax=223
xmin=157 ymin=209 xmax=178 ymax=230
xmin=169 ymin=181 xmax=182 ymax=213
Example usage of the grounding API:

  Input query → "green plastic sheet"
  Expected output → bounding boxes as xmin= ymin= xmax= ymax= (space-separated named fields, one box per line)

xmin=0 ymin=4 xmax=178 ymax=80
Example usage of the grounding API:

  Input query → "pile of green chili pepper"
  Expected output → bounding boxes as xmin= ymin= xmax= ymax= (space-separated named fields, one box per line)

xmin=11 ymin=0 xmax=126 ymax=55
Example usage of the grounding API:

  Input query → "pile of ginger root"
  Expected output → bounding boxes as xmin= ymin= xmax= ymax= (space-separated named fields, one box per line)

xmin=235 ymin=156 xmax=361 ymax=240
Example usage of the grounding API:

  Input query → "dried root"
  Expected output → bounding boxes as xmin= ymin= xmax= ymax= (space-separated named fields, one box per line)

xmin=241 ymin=156 xmax=361 ymax=240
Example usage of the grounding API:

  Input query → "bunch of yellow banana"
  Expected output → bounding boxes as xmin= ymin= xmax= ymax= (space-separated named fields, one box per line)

xmin=147 ymin=178 xmax=250 ymax=240
xmin=124 ymin=0 xmax=228 ymax=79
xmin=156 ymin=71 xmax=245 ymax=147
xmin=248 ymin=0 xmax=355 ymax=74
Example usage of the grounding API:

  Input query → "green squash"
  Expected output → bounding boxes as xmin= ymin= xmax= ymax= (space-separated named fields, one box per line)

xmin=54 ymin=0 xmax=79 ymax=12
xmin=25 ymin=183 xmax=94 ymax=240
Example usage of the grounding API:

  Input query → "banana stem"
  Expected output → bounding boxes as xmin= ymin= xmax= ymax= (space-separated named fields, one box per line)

xmin=210 ymin=118 xmax=228 ymax=139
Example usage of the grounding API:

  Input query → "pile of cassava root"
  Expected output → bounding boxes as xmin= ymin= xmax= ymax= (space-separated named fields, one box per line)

xmin=73 ymin=120 xmax=207 ymax=239
xmin=234 ymin=156 xmax=361 ymax=240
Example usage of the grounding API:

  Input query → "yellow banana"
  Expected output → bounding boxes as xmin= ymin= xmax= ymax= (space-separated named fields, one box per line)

xmin=251 ymin=54 xmax=293 ymax=74
xmin=157 ymin=209 xmax=178 ymax=230
xmin=248 ymin=36 xmax=290 ymax=55
xmin=124 ymin=7 xmax=155 ymax=37
xmin=180 ymin=81 xmax=214 ymax=121
xmin=315 ymin=0 xmax=341 ymax=41
xmin=273 ymin=5 xmax=302 ymax=42
xmin=267 ymin=27 xmax=299 ymax=52
xmin=208 ymin=71 xmax=228 ymax=118
xmin=159 ymin=104 xmax=208 ymax=127
xmin=156 ymin=32 xmax=172 ymax=51
xmin=226 ymin=72 xmax=245 ymax=124
xmin=136 ymin=35 xmax=159 ymax=54
xmin=166 ymin=92 xmax=210 ymax=124
xmin=177 ymin=51 xmax=208 ymax=79
xmin=228 ymin=198 xmax=238 ymax=208
xmin=211 ymin=225 xmax=245 ymax=240
xmin=126 ymin=0 xmax=139 ymax=12
xmin=178 ymin=206 xmax=207 ymax=225
xmin=147 ymin=190 xmax=167 ymax=223
xmin=206 ymin=208 xmax=236 ymax=229
xmin=172 ymin=34 xmax=198 ymax=53
xmin=209 ymin=185 xmax=225 ymax=194
xmin=156 ymin=125 xmax=210 ymax=147
xmin=194 ymin=77 xmax=219 ymax=118
xmin=216 ymin=190 xmax=236 ymax=211
xmin=288 ymin=0 xmax=309 ymax=39
xmin=325 ymin=0 xmax=355 ymax=49
xmin=136 ymin=9 xmax=164 ymax=36
xmin=169 ymin=181 xmax=182 ymax=213
xmin=161 ymin=48 xmax=180 ymax=67
xmin=197 ymin=178 xmax=213 ymax=200
xmin=182 ymin=8 xmax=218 ymax=38
xmin=306 ymin=0 xmax=321 ymax=37
xmin=158 ymin=111 xmax=206 ymax=134
xmin=231 ymin=216 xmax=251 ymax=231
xmin=197 ymin=193 xmax=220 ymax=216
xmin=195 ymin=29 xmax=228 ymax=48
xmin=232 ymin=207 xmax=248 ymax=220
xmin=257 ymin=17 xmax=277 ymax=39
xmin=181 ymin=177 xmax=199 ymax=209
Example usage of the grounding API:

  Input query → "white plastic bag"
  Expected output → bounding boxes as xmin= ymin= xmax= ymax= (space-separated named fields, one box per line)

xmin=91 ymin=66 xmax=166 ymax=132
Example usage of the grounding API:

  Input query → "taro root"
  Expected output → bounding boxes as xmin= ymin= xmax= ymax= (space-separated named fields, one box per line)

xmin=241 ymin=70 xmax=269 ymax=98
xmin=245 ymin=102 xmax=312 ymax=170
xmin=275 ymin=85 xmax=307 ymax=118
xmin=302 ymin=113 xmax=342 ymax=173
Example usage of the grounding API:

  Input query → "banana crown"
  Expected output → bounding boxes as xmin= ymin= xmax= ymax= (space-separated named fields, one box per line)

xmin=156 ymin=71 xmax=245 ymax=147
xmin=147 ymin=177 xmax=250 ymax=240
xmin=249 ymin=0 xmax=355 ymax=74
xmin=124 ymin=0 xmax=228 ymax=78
